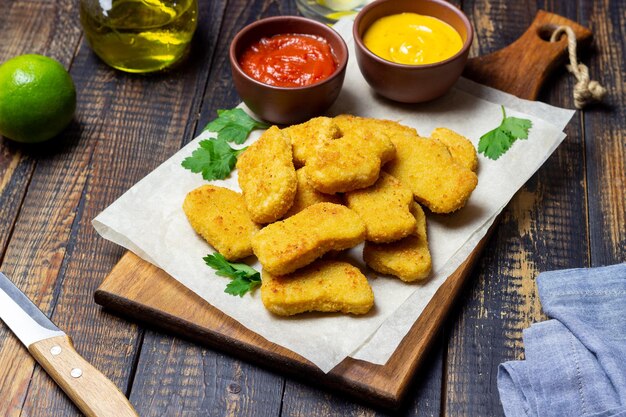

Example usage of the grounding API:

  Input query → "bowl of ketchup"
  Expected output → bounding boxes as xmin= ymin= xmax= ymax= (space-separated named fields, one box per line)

xmin=229 ymin=16 xmax=348 ymax=125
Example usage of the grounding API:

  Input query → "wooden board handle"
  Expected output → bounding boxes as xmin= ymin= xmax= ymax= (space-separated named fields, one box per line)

xmin=29 ymin=335 xmax=138 ymax=417
xmin=464 ymin=10 xmax=593 ymax=100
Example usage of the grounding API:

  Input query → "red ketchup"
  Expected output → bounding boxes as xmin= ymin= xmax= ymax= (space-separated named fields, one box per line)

xmin=239 ymin=33 xmax=338 ymax=87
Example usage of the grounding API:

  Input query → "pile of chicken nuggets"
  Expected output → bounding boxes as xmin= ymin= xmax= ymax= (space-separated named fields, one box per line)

xmin=183 ymin=115 xmax=478 ymax=316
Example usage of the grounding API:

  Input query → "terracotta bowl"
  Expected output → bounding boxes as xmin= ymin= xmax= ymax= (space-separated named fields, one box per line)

xmin=229 ymin=16 xmax=348 ymax=125
xmin=353 ymin=0 xmax=473 ymax=103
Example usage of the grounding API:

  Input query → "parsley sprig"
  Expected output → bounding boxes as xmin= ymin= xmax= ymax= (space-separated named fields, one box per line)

xmin=181 ymin=138 xmax=245 ymax=180
xmin=203 ymin=108 xmax=270 ymax=144
xmin=181 ymin=108 xmax=269 ymax=180
xmin=478 ymin=106 xmax=532 ymax=160
xmin=203 ymin=253 xmax=261 ymax=297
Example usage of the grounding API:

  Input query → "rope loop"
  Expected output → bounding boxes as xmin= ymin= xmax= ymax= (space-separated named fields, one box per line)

xmin=550 ymin=25 xmax=607 ymax=109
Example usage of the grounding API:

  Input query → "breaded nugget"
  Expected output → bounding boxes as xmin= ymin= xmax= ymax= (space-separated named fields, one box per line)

xmin=236 ymin=126 xmax=297 ymax=223
xmin=183 ymin=185 xmax=260 ymax=260
xmin=303 ymin=139 xmax=379 ymax=194
xmin=363 ymin=202 xmax=431 ymax=282
xmin=345 ymin=172 xmax=416 ymax=243
xmin=283 ymin=168 xmax=342 ymax=218
xmin=385 ymin=134 xmax=478 ymax=213
xmin=430 ymin=128 xmax=478 ymax=172
xmin=252 ymin=203 xmax=366 ymax=275
xmin=261 ymin=260 xmax=374 ymax=316
xmin=305 ymin=129 xmax=395 ymax=194
xmin=332 ymin=115 xmax=398 ymax=164
xmin=282 ymin=116 xmax=341 ymax=167
xmin=334 ymin=114 xmax=418 ymax=158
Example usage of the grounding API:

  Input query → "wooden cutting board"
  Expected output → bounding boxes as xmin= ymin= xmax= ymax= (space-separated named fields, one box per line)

xmin=94 ymin=11 xmax=591 ymax=410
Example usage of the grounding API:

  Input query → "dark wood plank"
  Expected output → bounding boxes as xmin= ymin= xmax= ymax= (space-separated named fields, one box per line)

xmin=125 ymin=1 xmax=287 ymax=415
xmin=0 ymin=0 xmax=78 ymax=269
xmin=130 ymin=334 xmax=284 ymax=417
xmin=11 ymin=41 xmax=140 ymax=417
xmin=280 ymin=333 xmax=444 ymax=417
xmin=579 ymin=0 xmax=626 ymax=266
xmin=0 ymin=0 xmax=49 ymax=258
xmin=443 ymin=1 xmax=590 ymax=416
xmin=0 ymin=1 xmax=87 ymax=415
xmin=10 ymin=1 xmax=230 ymax=415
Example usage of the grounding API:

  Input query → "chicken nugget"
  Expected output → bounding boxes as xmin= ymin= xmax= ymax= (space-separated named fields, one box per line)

xmin=283 ymin=168 xmax=342 ymax=218
xmin=261 ymin=260 xmax=374 ymax=316
xmin=237 ymin=126 xmax=297 ymax=223
xmin=252 ymin=203 xmax=366 ymax=275
xmin=385 ymin=134 xmax=478 ymax=213
xmin=282 ymin=116 xmax=341 ymax=167
xmin=430 ymin=128 xmax=478 ymax=172
xmin=305 ymin=129 xmax=395 ymax=194
xmin=333 ymin=115 xmax=398 ymax=163
xmin=345 ymin=172 xmax=416 ymax=243
xmin=363 ymin=202 xmax=431 ymax=282
xmin=183 ymin=185 xmax=260 ymax=261
xmin=334 ymin=114 xmax=417 ymax=162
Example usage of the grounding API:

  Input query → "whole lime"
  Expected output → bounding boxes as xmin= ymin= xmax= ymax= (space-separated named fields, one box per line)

xmin=0 ymin=54 xmax=76 ymax=143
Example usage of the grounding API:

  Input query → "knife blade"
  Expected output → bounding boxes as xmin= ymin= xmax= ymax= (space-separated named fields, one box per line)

xmin=0 ymin=272 xmax=138 ymax=417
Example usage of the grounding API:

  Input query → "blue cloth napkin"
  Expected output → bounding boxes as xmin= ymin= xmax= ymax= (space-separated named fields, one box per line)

xmin=498 ymin=263 xmax=626 ymax=417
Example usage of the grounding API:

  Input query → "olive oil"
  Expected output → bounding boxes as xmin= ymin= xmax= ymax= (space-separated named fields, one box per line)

xmin=296 ymin=0 xmax=370 ymax=23
xmin=80 ymin=0 xmax=197 ymax=73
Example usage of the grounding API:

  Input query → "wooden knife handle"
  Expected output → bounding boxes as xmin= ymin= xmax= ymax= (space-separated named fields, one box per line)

xmin=29 ymin=335 xmax=138 ymax=417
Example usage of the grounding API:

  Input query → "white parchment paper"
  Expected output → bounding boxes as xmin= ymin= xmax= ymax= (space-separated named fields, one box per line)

xmin=93 ymin=19 xmax=574 ymax=373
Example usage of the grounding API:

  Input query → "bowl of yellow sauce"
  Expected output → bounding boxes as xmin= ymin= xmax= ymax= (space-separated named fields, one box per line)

xmin=353 ymin=0 xmax=473 ymax=103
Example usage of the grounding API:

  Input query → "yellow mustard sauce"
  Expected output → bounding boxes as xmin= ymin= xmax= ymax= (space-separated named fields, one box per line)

xmin=363 ymin=12 xmax=463 ymax=65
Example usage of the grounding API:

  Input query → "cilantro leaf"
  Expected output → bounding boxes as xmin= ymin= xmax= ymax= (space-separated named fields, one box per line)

xmin=203 ymin=253 xmax=261 ymax=297
xmin=181 ymin=138 xmax=246 ymax=180
xmin=478 ymin=128 xmax=515 ymax=160
xmin=183 ymin=108 xmax=269 ymax=179
xmin=225 ymin=276 xmax=261 ymax=297
xmin=203 ymin=108 xmax=269 ymax=144
xmin=478 ymin=106 xmax=533 ymax=160
xmin=501 ymin=116 xmax=532 ymax=139
xmin=203 ymin=253 xmax=257 ymax=279
xmin=203 ymin=252 xmax=235 ymax=275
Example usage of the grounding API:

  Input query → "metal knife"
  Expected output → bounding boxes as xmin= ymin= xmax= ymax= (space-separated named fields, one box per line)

xmin=0 ymin=272 xmax=138 ymax=417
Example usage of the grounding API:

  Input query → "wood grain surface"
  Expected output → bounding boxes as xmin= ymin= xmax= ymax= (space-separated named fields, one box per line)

xmin=0 ymin=0 xmax=623 ymax=416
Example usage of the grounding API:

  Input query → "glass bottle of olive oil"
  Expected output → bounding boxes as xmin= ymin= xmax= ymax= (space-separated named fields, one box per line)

xmin=80 ymin=0 xmax=197 ymax=73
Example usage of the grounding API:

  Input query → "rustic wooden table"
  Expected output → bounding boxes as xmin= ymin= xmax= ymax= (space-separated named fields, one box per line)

xmin=0 ymin=0 xmax=623 ymax=416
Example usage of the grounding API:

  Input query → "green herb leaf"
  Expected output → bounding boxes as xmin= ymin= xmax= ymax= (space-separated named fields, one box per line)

xmin=478 ymin=128 xmax=515 ymax=160
xmin=203 ymin=108 xmax=270 ymax=144
xmin=181 ymin=138 xmax=246 ymax=180
xmin=478 ymin=106 xmax=533 ymax=160
xmin=203 ymin=253 xmax=261 ymax=297
xmin=501 ymin=116 xmax=532 ymax=140
xmin=225 ymin=276 xmax=261 ymax=297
